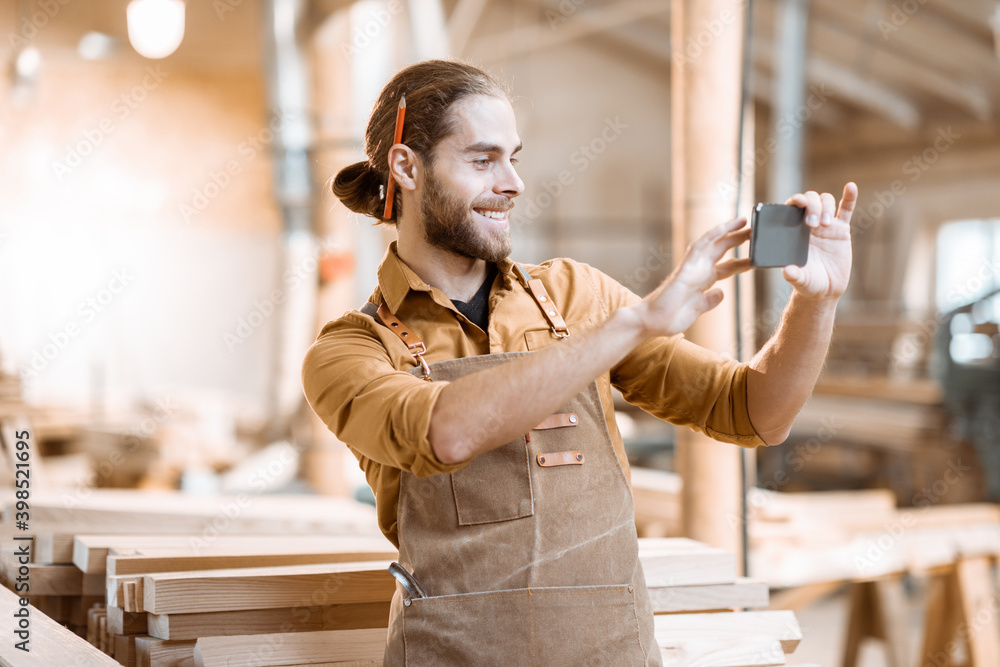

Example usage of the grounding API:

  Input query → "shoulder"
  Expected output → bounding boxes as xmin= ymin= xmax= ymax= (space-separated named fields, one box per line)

xmin=519 ymin=257 xmax=640 ymax=315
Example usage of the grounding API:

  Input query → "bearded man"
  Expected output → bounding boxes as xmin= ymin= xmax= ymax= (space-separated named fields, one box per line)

xmin=302 ymin=59 xmax=856 ymax=665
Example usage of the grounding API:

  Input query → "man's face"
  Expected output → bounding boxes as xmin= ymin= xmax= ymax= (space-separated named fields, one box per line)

xmin=419 ymin=94 xmax=524 ymax=264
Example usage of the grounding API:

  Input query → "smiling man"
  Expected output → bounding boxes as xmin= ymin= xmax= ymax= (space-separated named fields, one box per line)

xmin=302 ymin=60 xmax=856 ymax=665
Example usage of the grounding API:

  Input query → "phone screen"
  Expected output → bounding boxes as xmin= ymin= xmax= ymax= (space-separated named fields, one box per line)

xmin=749 ymin=204 xmax=810 ymax=268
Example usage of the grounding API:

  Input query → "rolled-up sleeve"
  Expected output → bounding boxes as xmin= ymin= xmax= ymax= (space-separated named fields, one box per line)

xmin=572 ymin=261 xmax=765 ymax=448
xmin=301 ymin=313 xmax=465 ymax=477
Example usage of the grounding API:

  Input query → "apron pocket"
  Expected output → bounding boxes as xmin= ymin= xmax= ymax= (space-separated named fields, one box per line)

xmin=451 ymin=434 xmax=533 ymax=525
xmin=403 ymin=584 xmax=647 ymax=666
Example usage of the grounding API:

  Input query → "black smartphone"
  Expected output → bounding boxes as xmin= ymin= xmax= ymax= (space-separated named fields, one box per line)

xmin=749 ymin=203 xmax=810 ymax=268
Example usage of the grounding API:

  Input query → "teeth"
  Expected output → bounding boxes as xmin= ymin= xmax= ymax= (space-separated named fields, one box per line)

xmin=477 ymin=209 xmax=507 ymax=221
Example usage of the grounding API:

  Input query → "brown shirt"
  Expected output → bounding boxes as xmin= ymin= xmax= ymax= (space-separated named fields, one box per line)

xmin=301 ymin=242 xmax=765 ymax=547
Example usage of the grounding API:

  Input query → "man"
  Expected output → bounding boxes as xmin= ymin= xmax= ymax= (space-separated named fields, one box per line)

xmin=302 ymin=60 xmax=856 ymax=665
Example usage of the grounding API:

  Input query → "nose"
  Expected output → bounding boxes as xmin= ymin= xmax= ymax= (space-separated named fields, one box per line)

xmin=494 ymin=160 xmax=524 ymax=199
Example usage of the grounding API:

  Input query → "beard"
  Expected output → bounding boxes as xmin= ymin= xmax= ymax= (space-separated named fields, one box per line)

xmin=420 ymin=168 xmax=513 ymax=264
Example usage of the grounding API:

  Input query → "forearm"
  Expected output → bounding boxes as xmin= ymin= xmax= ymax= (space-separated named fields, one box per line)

xmin=747 ymin=293 xmax=838 ymax=444
xmin=429 ymin=307 xmax=646 ymax=464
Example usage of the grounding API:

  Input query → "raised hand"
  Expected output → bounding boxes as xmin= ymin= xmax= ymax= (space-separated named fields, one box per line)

xmin=636 ymin=216 xmax=752 ymax=338
xmin=782 ymin=183 xmax=857 ymax=301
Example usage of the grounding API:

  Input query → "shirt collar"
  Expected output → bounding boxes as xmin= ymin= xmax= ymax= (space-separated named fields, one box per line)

xmin=376 ymin=241 xmax=521 ymax=313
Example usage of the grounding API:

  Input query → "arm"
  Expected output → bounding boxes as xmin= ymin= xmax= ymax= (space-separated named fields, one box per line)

xmin=429 ymin=217 xmax=753 ymax=464
xmin=747 ymin=183 xmax=858 ymax=444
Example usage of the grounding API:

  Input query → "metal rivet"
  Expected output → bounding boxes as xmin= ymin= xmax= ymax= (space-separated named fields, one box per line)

xmin=539 ymin=295 xmax=547 ymax=301
xmin=547 ymin=310 xmax=555 ymax=316
xmin=628 ymin=585 xmax=634 ymax=593
xmin=569 ymin=415 xmax=577 ymax=423
xmin=576 ymin=453 xmax=583 ymax=461
xmin=403 ymin=598 xmax=411 ymax=606
xmin=539 ymin=456 xmax=546 ymax=464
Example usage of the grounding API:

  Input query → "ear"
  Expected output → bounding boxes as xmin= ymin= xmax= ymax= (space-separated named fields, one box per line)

xmin=387 ymin=145 xmax=421 ymax=192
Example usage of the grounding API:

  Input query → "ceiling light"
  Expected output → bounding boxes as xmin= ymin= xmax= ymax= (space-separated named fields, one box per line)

xmin=78 ymin=32 xmax=118 ymax=60
xmin=126 ymin=0 xmax=185 ymax=59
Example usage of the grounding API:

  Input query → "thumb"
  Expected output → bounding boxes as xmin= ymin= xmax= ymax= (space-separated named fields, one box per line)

xmin=783 ymin=264 xmax=805 ymax=285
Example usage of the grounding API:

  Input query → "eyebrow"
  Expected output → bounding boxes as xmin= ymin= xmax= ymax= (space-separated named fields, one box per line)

xmin=463 ymin=142 xmax=523 ymax=155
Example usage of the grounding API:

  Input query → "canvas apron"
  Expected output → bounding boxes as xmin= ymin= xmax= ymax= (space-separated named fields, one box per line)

xmin=367 ymin=266 xmax=661 ymax=666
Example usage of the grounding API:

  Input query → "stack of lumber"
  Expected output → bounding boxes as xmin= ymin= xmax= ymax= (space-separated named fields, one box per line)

xmin=746 ymin=488 xmax=1000 ymax=588
xmin=629 ymin=467 xmax=1000 ymax=587
xmin=0 ymin=485 xmax=811 ymax=666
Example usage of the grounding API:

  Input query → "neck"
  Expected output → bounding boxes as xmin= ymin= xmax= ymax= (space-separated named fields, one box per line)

xmin=396 ymin=220 xmax=490 ymax=302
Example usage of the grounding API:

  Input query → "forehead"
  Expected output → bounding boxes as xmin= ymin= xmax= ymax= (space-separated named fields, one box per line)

xmin=439 ymin=94 xmax=520 ymax=151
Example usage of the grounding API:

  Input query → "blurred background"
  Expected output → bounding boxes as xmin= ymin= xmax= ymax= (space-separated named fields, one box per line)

xmin=1 ymin=0 xmax=999 ymax=663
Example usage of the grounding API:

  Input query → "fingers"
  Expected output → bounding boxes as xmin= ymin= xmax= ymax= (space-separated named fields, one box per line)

xmin=716 ymin=257 xmax=752 ymax=281
xmin=787 ymin=187 xmax=856 ymax=228
xmin=699 ymin=216 xmax=747 ymax=247
xmin=820 ymin=193 xmax=837 ymax=226
xmin=836 ymin=182 xmax=859 ymax=224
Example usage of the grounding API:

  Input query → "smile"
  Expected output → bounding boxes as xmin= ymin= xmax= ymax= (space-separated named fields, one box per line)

xmin=474 ymin=208 xmax=509 ymax=223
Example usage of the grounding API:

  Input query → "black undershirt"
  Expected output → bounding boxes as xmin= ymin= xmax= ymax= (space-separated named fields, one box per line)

xmin=451 ymin=263 xmax=497 ymax=333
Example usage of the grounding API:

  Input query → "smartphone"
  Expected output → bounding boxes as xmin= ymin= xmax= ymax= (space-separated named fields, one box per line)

xmin=749 ymin=203 xmax=810 ymax=268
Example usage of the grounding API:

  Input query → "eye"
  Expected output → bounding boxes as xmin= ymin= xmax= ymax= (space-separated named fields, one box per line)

xmin=510 ymin=157 xmax=519 ymax=166
xmin=473 ymin=158 xmax=490 ymax=167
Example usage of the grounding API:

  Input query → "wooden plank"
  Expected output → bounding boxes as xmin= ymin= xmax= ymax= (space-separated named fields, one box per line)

xmin=108 ymin=604 xmax=149 ymax=635
xmin=639 ymin=538 xmax=737 ymax=587
xmin=147 ymin=600 xmax=391 ymax=640
xmin=955 ymin=557 xmax=1000 ymax=667
xmin=143 ymin=561 xmax=396 ymax=614
xmin=648 ymin=578 xmax=769 ymax=613
xmin=654 ymin=610 xmax=802 ymax=653
xmin=115 ymin=634 xmax=138 ymax=667
xmin=75 ymin=534 xmax=394 ymax=574
xmin=108 ymin=542 xmax=397 ymax=576
xmin=659 ymin=637 xmax=786 ymax=666
xmin=135 ymin=636 xmax=197 ymax=667
xmin=1 ymin=562 xmax=82 ymax=596
xmin=193 ymin=628 xmax=387 ymax=666
xmin=11 ymin=491 xmax=380 ymax=538
xmin=32 ymin=533 xmax=75 ymax=563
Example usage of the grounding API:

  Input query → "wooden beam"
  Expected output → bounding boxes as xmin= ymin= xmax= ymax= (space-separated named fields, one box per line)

xmin=659 ymin=637 xmax=786 ymax=666
xmin=192 ymin=628 xmax=387 ymax=666
xmin=654 ymin=609 xmax=803 ymax=653
xmin=75 ymin=534 xmax=393 ymax=574
xmin=671 ymin=0 xmax=747 ymax=559
xmin=0 ymin=585 xmax=120 ymax=666
xmin=448 ymin=0 xmax=490 ymax=56
xmin=108 ymin=542 xmax=397 ymax=576
xmin=648 ymin=577 xmax=769 ymax=613
xmin=147 ymin=601 xmax=390 ymax=640
xmin=470 ymin=0 xmax=669 ymax=64
xmin=134 ymin=636 xmax=197 ymax=667
xmin=639 ymin=538 xmax=738 ymax=587
xmin=142 ymin=561 xmax=396 ymax=614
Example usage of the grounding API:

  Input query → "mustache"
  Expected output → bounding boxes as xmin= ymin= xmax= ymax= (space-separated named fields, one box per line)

xmin=471 ymin=197 xmax=514 ymax=212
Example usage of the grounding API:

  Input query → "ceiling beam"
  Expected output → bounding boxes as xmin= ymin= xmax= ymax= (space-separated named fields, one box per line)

xmin=449 ymin=0 xmax=490 ymax=57
xmin=467 ymin=0 xmax=668 ymax=64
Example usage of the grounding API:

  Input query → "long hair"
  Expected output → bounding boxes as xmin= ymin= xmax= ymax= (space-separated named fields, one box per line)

xmin=332 ymin=60 xmax=508 ymax=224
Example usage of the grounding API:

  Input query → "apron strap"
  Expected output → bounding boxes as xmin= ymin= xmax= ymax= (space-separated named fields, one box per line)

xmin=369 ymin=301 xmax=432 ymax=381
xmin=360 ymin=262 xmax=571 ymax=382
xmin=514 ymin=264 xmax=570 ymax=339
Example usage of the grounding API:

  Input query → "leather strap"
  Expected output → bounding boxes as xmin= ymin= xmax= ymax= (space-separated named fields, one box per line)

xmin=376 ymin=302 xmax=431 ymax=380
xmin=514 ymin=264 xmax=570 ymax=338
xmin=533 ymin=413 xmax=579 ymax=430
xmin=361 ymin=262 xmax=570 ymax=381
xmin=536 ymin=451 xmax=585 ymax=467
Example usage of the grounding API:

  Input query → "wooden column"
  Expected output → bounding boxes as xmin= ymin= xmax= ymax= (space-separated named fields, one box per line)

xmin=671 ymin=0 xmax=748 ymax=557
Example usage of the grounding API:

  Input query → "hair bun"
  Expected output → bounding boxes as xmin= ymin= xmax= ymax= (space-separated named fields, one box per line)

xmin=332 ymin=161 xmax=384 ymax=219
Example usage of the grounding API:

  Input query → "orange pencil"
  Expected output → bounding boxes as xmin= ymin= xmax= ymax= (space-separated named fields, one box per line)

xmin=383 ymin=94 xmax=406 ymax=220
